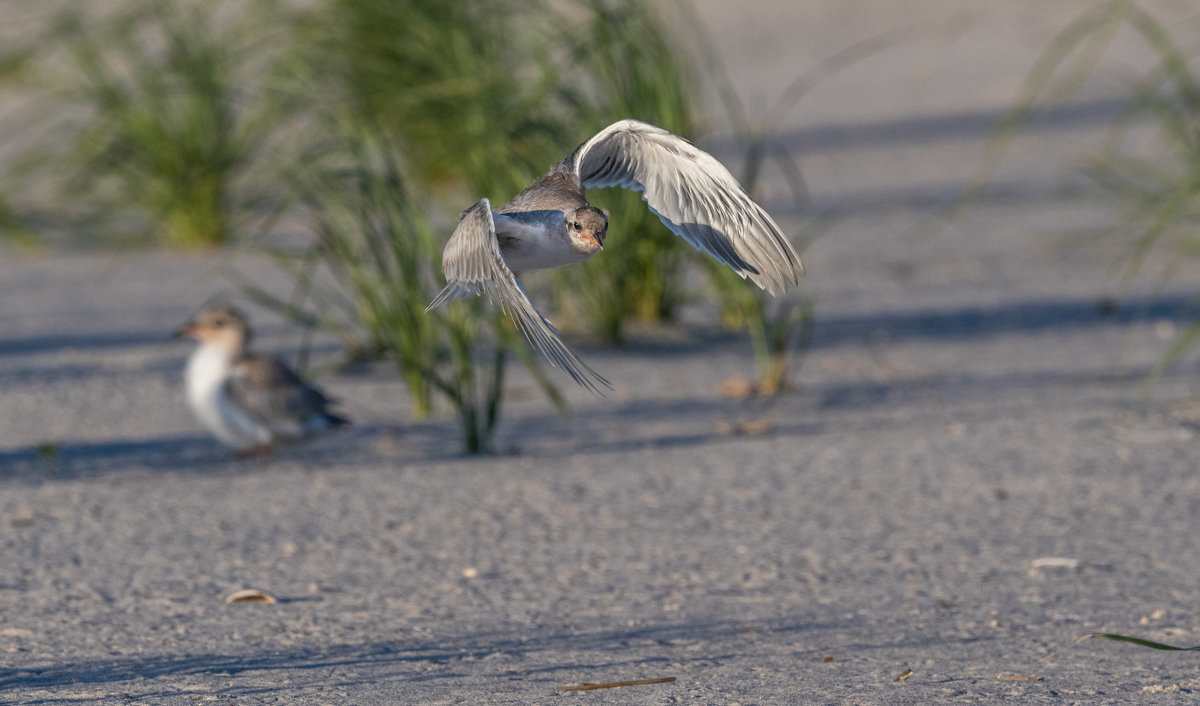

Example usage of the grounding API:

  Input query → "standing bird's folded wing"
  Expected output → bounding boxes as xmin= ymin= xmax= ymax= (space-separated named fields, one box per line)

xmin=428 ymin=198 xmax=612 ymax=394
xmin=226 ymin=356 xmax=347 ymax=437
xmin=568 ymin=119 xmax=804 ymax=295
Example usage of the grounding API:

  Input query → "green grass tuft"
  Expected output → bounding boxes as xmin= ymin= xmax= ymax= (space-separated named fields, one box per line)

xmin=976 ymin=1 xmax=1200 ymax=380
xmin=29 ymin=0 xmax=286 ymax=247
xmin=1091 ymin=632 xmax=1200 ymax=651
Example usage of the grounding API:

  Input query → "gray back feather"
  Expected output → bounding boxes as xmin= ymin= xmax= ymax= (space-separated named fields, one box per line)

xmin=226 ymin=355 xmax=340 ymax=431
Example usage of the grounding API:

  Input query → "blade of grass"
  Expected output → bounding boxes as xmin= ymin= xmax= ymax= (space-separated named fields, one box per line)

xmin=1090 ymin=633 xmax=1200 ymax=651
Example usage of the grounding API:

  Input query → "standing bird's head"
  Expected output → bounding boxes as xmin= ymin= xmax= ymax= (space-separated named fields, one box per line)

xmin=566 ymin=205 xmax=609 ymax=252
xmin=173 ymin=306 xmax=252 ymax=354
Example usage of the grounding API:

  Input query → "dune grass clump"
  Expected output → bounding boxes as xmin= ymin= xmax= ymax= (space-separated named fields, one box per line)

xmin=33 ymin=1 xmax=282 ymax=247
xmin=246 ymin=129 xmax=564 ymax=454
xmin=547 ymin=0 xmax=698 ymax=344
xmin=254 ymin=0 xmax=711 ymax=451
xmin=248 ymin=0 xmax=586 ymax=452
xmin=294 ymin=0 xmax=574 ymax=198
xmin=705 ymin=261 xmax=815 ymax=396
xmin=299 ymin=0 xmax=704 ymax=346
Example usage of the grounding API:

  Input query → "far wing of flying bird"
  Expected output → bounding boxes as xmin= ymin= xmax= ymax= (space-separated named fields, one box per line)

xmin=568 ymin=119 xmax=804 ymax=294
xmin=428 ymin=198 xmax=612 ymax=394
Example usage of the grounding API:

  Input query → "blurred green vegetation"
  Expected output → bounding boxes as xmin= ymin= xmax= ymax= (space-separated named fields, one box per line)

xmin=296 ymin=0 xmax=704 ymax=345
xmin=549 ymin=0 xmax=696 ymax=343
xmin=0 ymin=0 xmax=813 ymax=450
xmin=294 ymin=0 xmax=572 ymax=196
xmin=11 ymin=1 xmax=288 ymax=247
xmin=237 ymin=128 xmax=564 ymax=453
xmin=983 ymin=0 xmax=1200 ymax=384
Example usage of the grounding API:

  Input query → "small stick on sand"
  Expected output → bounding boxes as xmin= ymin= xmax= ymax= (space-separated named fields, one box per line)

xmin=556 ymin=677 xmax=677 ymax=692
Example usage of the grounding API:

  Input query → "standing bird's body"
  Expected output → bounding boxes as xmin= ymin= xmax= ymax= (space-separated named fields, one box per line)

xmin=429 ymin=119 xmax=805 ymax=392
xmin=174 ymin=307 xmax=347 ymax=457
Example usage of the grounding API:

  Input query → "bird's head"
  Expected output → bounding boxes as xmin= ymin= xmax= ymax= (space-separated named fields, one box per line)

xmin=567 ymin=205 xmax=609 ymax=251
xmin=173 ymin=306 xmax=252 ymax=351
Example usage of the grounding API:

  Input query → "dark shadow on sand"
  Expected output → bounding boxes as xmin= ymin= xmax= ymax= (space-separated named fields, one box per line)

xmin=0 ymin=613 xmax=887 ymax=699
xmin=0 ymin=435 xmax=238 ymax=481
xmin=0 ymin=331 xmax=172 ymax=358
xmin=0 ymin=291 xmax=1192 ymax=482
xmin=810 ymin=292 xmax=1199 ymax=347
xmin=0 ymin=427 xmax=380 ymax=484
xmin=606 ymin=291 xmax=1197 ymax=358
xmin=0 ymin=361 xmax=1181 ymax=483
xmin=711 ymin=97 xmax=1130 ymax=158
xmin=705 ymin=97 xmax=1130 ymax=214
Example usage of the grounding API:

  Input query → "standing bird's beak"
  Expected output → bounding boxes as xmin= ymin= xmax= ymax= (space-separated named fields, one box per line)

xmin=584 ymin=234 xmax=604 ymax=249
xmin=171 ymin=322 xmax=197 ymax=340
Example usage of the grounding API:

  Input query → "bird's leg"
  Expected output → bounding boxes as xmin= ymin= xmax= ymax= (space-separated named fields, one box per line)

xmin=234 ymin=444 xmax=274 ymax=464
xmin=252 ymin=444 xmax=275 ymax=465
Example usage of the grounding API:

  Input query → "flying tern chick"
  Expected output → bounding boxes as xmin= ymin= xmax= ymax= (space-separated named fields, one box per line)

xmin=428 ymin=118 xmax=804 ymax=392
xmin=174 ymin=306 xmax=348 ymax=458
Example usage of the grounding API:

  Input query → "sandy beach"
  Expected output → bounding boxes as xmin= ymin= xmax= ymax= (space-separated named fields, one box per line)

xmin=4 ymin=1 xmax=1200 ymax=703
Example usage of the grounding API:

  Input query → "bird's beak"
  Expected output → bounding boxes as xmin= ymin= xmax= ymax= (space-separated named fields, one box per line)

xmin=585 ymin=234 xmax=604 ymax=250
xmin=171 ymin=322 xmax=197 ymax=340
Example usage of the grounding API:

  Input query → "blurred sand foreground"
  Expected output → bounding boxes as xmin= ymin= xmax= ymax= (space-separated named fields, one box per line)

xmin=4 ymin=1 xmax=1200 ymax=703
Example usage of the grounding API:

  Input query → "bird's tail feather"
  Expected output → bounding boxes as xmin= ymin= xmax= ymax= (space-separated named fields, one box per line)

xmin=426 ymin=282 xmax=478 ymax=312
xmin=324 ymin=412 xmax=350 ymax=428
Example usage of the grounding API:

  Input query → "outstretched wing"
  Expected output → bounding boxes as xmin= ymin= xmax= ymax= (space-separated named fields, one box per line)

xmin=428 ymin=198 xmax=612 ymax=394
xmin=568 ymin=119 xmax=804 ymax=294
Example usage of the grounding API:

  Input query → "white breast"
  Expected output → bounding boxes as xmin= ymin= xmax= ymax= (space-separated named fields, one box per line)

xmin=185 ymin=345 xmax=269 ymax=449
xmin=494 ymin=212 xmax=595 ymax=272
